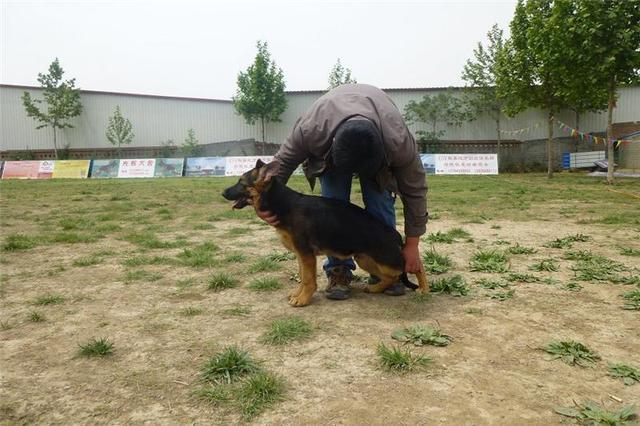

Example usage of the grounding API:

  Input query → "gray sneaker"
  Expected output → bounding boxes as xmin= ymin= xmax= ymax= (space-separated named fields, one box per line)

xmin=368 ymin=275 xmax=406 ymax=296
xmin=325 ymin=266 xmax=352 ymax=300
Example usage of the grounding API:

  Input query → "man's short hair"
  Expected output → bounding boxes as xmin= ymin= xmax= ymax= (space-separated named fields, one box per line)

xmin=331 ymin=119 xmax=384 ymax=177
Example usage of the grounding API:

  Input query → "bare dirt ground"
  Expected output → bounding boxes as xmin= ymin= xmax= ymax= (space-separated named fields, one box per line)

xmin=1 ymin=175 xmax=639 ymax=425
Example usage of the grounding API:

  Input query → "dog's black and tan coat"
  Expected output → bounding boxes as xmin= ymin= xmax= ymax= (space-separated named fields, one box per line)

xmin=222 ymin=160 xmax=429 ymax=307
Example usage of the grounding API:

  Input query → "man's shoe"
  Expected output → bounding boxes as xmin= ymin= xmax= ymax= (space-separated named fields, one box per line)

xmin=325 ymin=266 xmax=352 ymax=300
xmin=368 ymin=275 xmax=406 ymax=296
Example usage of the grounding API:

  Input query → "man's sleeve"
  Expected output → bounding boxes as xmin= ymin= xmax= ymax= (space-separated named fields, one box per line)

xmin=273 ymin=119 xmax=307 ymax=183
xmin=395 ymin=154 xmax=428 ymax=237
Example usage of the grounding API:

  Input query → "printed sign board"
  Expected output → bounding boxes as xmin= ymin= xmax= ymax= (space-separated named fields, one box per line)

xmin=1 ymin=160 xmax=54 ymax=179
xmin=90 ymin=160 xmax=119 ymax=178
xmin=154 ymin=158 xmax=184 ymax=177
xmin=420 ymin=154 xmax=436 ymax=174
xmin=224 ymin=156 xmax=274 ymax=176
xmin=185 ymin=157 xmax=226 ymax=177
xmin=52 ymin=160 xmax=90 ymax=178
xmin=435 ymin=154 xmax=498 ymax=175
xmin=118 ymin=159 xmax=156 ymax=178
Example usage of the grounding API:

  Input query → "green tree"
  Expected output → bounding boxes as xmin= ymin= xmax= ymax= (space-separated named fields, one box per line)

xmin=233 ymin=41 xmax=287 ymax=154
xmin=105 ymin=106 xmax=134 ymax=158
xmin=159 ymin=139 xmax=176 ymax=158
xmin=496 ymin=0 xmax=571 ymax=178
xmin=462 ymin=24 xmax=506 ymax=165
xmin=403 ymin=91 xmax=469 ymax=152
xmin=181 ymin=128 xmax=201 ymax=157
xmin=21 ymin=58 xmax=83 ymax=159
xmin=328 ymin=58 xmax=357 ymax=89
xmin=571 ymin=0 xmax=640 ymax=184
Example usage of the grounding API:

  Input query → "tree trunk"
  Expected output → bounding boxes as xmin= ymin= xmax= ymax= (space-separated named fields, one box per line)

xmin=547 ymin=111 xmax=554 ymax=179
xmin=495 ymin=117 xmax=501 ymax=172
xmin=606 ymin=80 xmax=615 ymax=185
xmin=52 ymin=127 xmax=59 ymax=159
xmin=261 ymin=116 xmax=266 ymax=155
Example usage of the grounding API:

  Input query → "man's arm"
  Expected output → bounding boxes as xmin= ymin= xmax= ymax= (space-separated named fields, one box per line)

xmin=272 ymin=118 xmax=307 ymax=183
xmin=394 ymin=154 xmax=428 ymax=273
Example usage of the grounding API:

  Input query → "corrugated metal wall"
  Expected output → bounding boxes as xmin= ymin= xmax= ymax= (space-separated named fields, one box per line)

xmin=1 ymin=84 xmax=639 ymax=151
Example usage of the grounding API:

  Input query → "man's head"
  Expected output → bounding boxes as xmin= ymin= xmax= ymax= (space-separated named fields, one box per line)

xmin=331 ymin=119 xmax=384 ymax=178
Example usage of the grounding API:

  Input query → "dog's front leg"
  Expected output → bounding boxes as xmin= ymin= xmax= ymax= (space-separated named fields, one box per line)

xmin=415 ymin=270 xmax=429 ymax=294
xmin=288 ymin=254 xmax=317 ymax=307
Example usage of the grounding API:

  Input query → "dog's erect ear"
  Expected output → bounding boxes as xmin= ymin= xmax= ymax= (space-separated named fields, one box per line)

xmin=255 ymin=159 xmax=265 ymax=169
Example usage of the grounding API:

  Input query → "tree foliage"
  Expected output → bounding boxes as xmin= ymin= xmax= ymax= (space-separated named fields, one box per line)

xmin=233 ymin=41 xmax=287 ymax=152
xmin=181 ymin=128 xmax=201 ymax=157
xmin=21 ymin=58 xmax=82 ymax=159
xmin=105 ymin=106 xmax=134 ymax=157
xmin=404 ymin=91 xmax=469 ymax=151
xmin=328 ymin=58 xmax=357 ymax=89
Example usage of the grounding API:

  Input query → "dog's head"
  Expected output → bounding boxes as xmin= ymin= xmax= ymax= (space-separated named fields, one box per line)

xmin=221 ymin=159 xmax=269 ymax=209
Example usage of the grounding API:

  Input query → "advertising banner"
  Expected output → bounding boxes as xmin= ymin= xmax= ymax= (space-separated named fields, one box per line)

xmin=90 ymin=159 xmax=119 ymax=178
xmin=154 ymin=158 xmax=184 ymax=177
xmin=224 ymin=156 xmax=274 ymax=176
xmin=185 ymin=157 xmax=226 ymax=177
xmin=118 ymin=159 xmax=156 ymax=178
xmin=1 ymin=160 xmax=54 ymax=179
xmin=420 ymin=154 xmax=436 ymax=174
xmin=52 ymin=160 xmax=90 ymax=178
xmin=435 ymin=154 xmax=498 ymax=175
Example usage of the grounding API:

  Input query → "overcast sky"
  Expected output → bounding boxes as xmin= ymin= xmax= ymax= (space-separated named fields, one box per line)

xmin=2 ymin=0 xmax=517 ymax=100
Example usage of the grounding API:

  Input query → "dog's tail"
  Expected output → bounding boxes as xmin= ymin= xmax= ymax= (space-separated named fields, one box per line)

xmin=400 ymin=272 xmax=419 ymax=290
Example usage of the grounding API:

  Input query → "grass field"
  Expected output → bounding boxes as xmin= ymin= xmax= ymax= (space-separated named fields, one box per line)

xmin=1 ymin=174 xmax=639 ymax=424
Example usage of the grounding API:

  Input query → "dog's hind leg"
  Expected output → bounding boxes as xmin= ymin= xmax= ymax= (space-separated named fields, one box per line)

xmin=289 ymin=254 xmax=317 ymax=307
xmin=355 ymin=254 xmax=401 ymax=294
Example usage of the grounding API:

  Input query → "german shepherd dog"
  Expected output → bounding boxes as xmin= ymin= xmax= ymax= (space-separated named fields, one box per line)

xmin=222 ymin=160 xmax=429 ymax=307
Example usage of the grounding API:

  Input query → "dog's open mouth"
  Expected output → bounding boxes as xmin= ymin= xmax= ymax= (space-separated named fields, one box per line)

xmin=232 ymin=196 xmax=251 ymax=209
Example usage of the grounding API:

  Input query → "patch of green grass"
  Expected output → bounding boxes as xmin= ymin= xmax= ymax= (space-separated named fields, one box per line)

xmin=570 ymin=253 xmax=627 ymax=282
xmin=2 ymin=233 xmax=38 ymax=251
xmin=262 ymin=316 xmax=313 ymax=345
xmin=192 ymin=386 xmax=230 ymax=406
xmin=542 ymin=340 xmax=601 ymax=367
xmin=265 ymin=251 xmax=296 ymax=262
xmin=611 ymin=274 xmax=640 ymax=286
xmin=562 ymin=282 xmax=583 ymax=292
xmin=29 ymin=311 xmax=45 ymax=322
xmin=123 ymin=270 xmax=163 ymax=283
xmin=34 ymin=294 xmax=65 ymax=306
xmin=377 ymin=342 xmax=431 ymax=373
xmin=530 ymin=258 xmax=559 ymax=272
xmin=247 ymin=278 xmax=283 ymax=292
xmin=470 ymin=250 xmax=509 ymax=273
xmin=176 ymin=242 xmax=220 ymax=268
xmin=176 ymin=277 xmax=195 ymax=289
xmin=77 ymin=337 xmax=114 ymax=357
xmin=227 ymin=227 xmax=250 ymax=236
xmin=0 ymin=320 xmax=13 ymax=330
xmin=507 ymin=243 xmax=537 ymax=255
xmin=475 ymin=278 xmax=509 ymax=289
xmin=506 ymin=272 xmax=540 ymax=283
xmin=223 ymin=253 xmax=246 ymax=263
xmin=122 ymin=255 xmax=174 ymax=267
xmin=608 ymin=363 xmax=640 ymax=386
xmin=540 ymin=277 xmax=561 ymax=285
xmin=94 ymin=223 xmax=122 ymax=233
xmin=621 ymin=289 xmax=640 ymax=310
xmin=554 ymin=401 xmax=637 ymax=425
xmin=391 ymin=324 xmax=451 ymax=346
xmin=410 ymin=292 xmax=432 ymax=303
xmin=545 ymin=233 xmax=591 ymax=249
xmin=425 ymin=228 xmax=472 ymax=244
xmin=248 ymin=257 xmax=282 ymax=273
xmin=422 ymin=248 xmax=452 ymax=274
xmin=72 ymin=255 xmax=104 ymax=267
xmin=430 ymin=275 xmax=469 ymax=296
xmin=180 ymin=307 xmax=203 ymax=316
xmin=221 ymin=305 xmax=251 ymax=317
xmin=58 ymin=217 xmax=95 ymax=230
xmin=193 ymin=223 xmax=215 ymax=230
xmin=237 ymin=371 xmax=286 ymax=421
xmin=123 ymin=232 xmax=184 ymax=249
xmin=620 ymin=247 xmax=640 ymax=256
xmin=208 ymin=273 xmax=239 ymax=292
xmin=49 ymin=232 xmax=101 ymax=244
xmin=202 ymin=346 xmax=261 ymax=384
xmin=487 ymin=289 xmax=515 ymax=301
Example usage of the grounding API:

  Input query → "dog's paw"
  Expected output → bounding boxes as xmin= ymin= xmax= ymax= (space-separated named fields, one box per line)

xmin=288 ymin=294 xmax=311 ymax=307
xmin=416 ymin=286 xmax=430 ymax=294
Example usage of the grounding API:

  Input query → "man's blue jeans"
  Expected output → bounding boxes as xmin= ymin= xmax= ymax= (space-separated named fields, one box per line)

xmin=320 ymin=169 xmax=396 ymax=276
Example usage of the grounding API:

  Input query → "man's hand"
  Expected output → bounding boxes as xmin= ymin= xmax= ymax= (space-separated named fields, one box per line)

xmin=402 ymin=236 xmax=423 ymax=274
